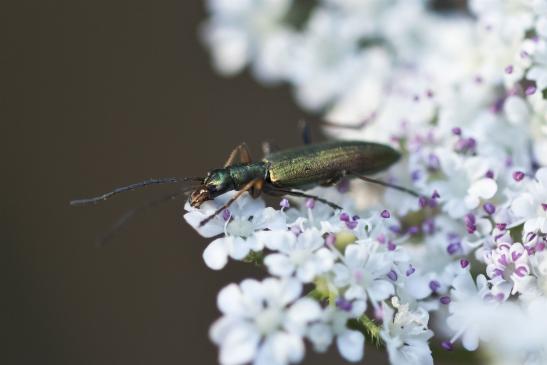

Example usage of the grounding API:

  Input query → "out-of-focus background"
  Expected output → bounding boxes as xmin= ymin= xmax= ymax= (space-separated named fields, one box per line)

xmin=2 ymin=1 xmax=381 ymax=364
xmin=4 ymin=1 xmax=480 ymax=364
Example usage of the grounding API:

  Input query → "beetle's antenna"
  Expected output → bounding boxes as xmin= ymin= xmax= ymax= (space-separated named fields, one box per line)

xmin=350 ymin=173 xmax=420 ymax=197
xmin=70 ymin=177 xmax=203 ymax=206
xmin=96 ymin=189 xmax=188 ymax=246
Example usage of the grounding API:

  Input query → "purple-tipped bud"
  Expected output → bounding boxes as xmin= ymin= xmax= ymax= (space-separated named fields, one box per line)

xmin=340 ymin=212 xmax=350 ymax=222
xmin=431 ymin=190 xmax=440 ymax=199
xmin=447 ymin=242 xmax=461 ymax=255
xmin=483 ymin=203 xmax=496 ymax=215
xmin=222 ymin=209 xmax=232 ymax=221
xmin=460 ymin=259 xmax=470 ymax=268
xmin=542 ymin=203 xmax=547 ymax=212
xmin=381 ymin=210 xmax=391 ymax=218
xmin=387 ymin=241 xmax=396 ymax=251
xmin=429 ymin=280 xmax=441 ymax=292
xmin=485 ymin=170 xmax=494 ymax=179
xmin=440 ymin=296 xmax=451 ymax=305
xmin=280 ymin=198 xmax=290 ymax=209
xmin=496 ymin=223 xmax=507 ymax=230
xmin=306 ymin=198 xmax=315 ymax=209
xmin=336 ymin=179 xmax=350 ymax=193
xmin=419 ymin=196 xmax=428 ymax=208
xmin=441 ymin=341 xmax=454 ymax=351
xmin=464 ymin=213 xmax=476 ymax=226
xmin=505 ymin=65 xmax=514 ymax=74
xmin=325 ymin=233 xmax=336 ymax=247
xmin=406 ymin=265 xmax=416 ymax=276
xmin=387 ymin=270 xmax=398 ymax=281
xmin=451 ymin=127 xmax=462 ymax=135
xmin=427 ymin=154 xmax=440 ymax=170
xmin=513 ymin=171 xmax=525 ymax=181
xmin=422 ymin=219 xmax=435 ymax=234
xmin=335 ymin=297 xmax=353 ymax=312
xmin=525 ymin=85 xmax=537 ymax=96
xmin=408 ymin=226 xmax=419 ymax=235
xmin=291 ymin=225 xmax=302 ymax=236
xmin=346 ymin=220 xmax=358 ymax=230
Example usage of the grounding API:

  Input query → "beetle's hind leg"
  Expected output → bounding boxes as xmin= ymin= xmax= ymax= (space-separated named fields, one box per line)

xmin=349 ymin=172 xmax=420 ymax=197
xmin=264 ymin=185 xmax=342 ymax=210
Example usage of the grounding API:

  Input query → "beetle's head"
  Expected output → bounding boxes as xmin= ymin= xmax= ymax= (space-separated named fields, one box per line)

xmin=190 ymin=169 xmax=234 ymax=208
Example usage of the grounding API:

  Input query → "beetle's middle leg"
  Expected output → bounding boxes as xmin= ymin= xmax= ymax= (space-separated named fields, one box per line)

xmin=349 ymin=172 xmax=420 ymax=197
xmin=224 ymin=143 xmax=252 ymax=167
xmin=264 ymin=185 xmax=342 ymax=210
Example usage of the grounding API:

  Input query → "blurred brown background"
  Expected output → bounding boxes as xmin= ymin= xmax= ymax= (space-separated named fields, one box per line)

xmin=2 ymin=1 xmax=367 ymax=364
xmin=2 ymin=1 xmax=469 ymax=364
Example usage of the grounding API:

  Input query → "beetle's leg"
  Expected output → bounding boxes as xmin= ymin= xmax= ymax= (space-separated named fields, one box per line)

xmin=199 ymin=178 xmax=262 ymax=227
xmin=349 ymin=172 xmax=420 ymax=197
xmin=250 ymin=179 xmax=264 ymax=198
xmin=298 ymin=120 xmax=312 ymax=145
xmin=224 ymin=143 xmax=252 ymax=167
xmin=261 ymin=141 xmax=280 ymax=156
xmin=264 ymin=185 xmax=343 ymax=210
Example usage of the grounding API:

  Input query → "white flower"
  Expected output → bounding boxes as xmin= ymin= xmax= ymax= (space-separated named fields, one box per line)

xmin=511 ymin=168 xmax=547 ymax=234
xmin=434 ymin=152 xmax=497 ymax=218
xmin=306 ymin=306 xmax=365 ymax=362
xmin=210 ymin=278 xmax=321 ymax=365
xmin=332 ymin=242 xmax=394 ymax=311
xmin=380 ymin=297 xmax=434 ymax=365
xmin=446 ymin=269 xmax=491 ymax=351
xmin=262 ymin=228 xmax=335 ymax=283
xmin=486 ymin=242 xmax=531 ymax=299
xmin=504 ymin=95 xmax=530 ymax=125
xmin=202 ymin=0 xmax=294 ymax=81
xmin=184 ymin=191 xmax=286 ymax=270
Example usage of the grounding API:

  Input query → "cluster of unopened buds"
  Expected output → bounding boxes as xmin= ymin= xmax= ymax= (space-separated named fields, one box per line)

xmin=188 ymin=0 xmax=547 ymax=364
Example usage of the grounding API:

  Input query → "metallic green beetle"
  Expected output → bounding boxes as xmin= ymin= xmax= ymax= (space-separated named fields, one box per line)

xmin=189 ymin=141 xmax=417 ymax=226
xmin=71 ymin=141 xmax=417 ymax=229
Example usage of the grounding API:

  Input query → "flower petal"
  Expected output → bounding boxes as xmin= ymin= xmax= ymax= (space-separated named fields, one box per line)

xmin=336 ymin=330 xmax=365 ymax=362
xmin=203 ymin=238 xmax=229 ymax=270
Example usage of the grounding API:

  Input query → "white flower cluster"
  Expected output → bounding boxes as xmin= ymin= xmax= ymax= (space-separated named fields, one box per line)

xmin=195 ymin=1 xmax=547 ymax=364
xmin=185 ymin=191 xmax=437 ymax=364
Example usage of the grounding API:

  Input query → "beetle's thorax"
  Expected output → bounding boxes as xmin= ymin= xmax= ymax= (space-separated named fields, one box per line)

xmin=227 ymin=162 xmax=268 ymax=190
xmin=190 ymin=162 xmax=268 ymax=207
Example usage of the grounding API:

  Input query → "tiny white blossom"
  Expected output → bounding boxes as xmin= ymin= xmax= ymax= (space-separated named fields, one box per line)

xmin=446 ymin=269 xmax=491 ymax=351
xmin=306 ymin=306 xmax=365 ymax=362
xmin=210 ymin=278 xmax=321 ymax=365
xmin=332 ymin=242 xmax=395 ymax=311
xmin=380 ymin=297 xmax=434 ymax=365
xmin=486 ymin=242 xmax=531 ymax=299
xmin=184 ymin=192 xmax=286 ymax=270
xmin=262 ymin=228 xmax=335 ymax=283
xmin=511 ymin=168 xmax=547 ymax=234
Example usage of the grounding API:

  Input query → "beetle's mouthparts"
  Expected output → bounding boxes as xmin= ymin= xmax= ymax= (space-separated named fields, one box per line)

xmin=190 ymin=188 xmax=210 ymax=208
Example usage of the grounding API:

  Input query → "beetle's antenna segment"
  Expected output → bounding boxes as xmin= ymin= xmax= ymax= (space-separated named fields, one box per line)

xmin=70 ymin=177 xmax=202 ymax=206
xmin=350 ymin=173 xmax=420 ymax=197
xmin=96 ymin=190 xmax=184 ymax=246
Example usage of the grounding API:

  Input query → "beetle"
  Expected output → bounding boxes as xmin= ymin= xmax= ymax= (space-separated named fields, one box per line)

xmin=71 ymin=140 xmax=418 ymax=231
